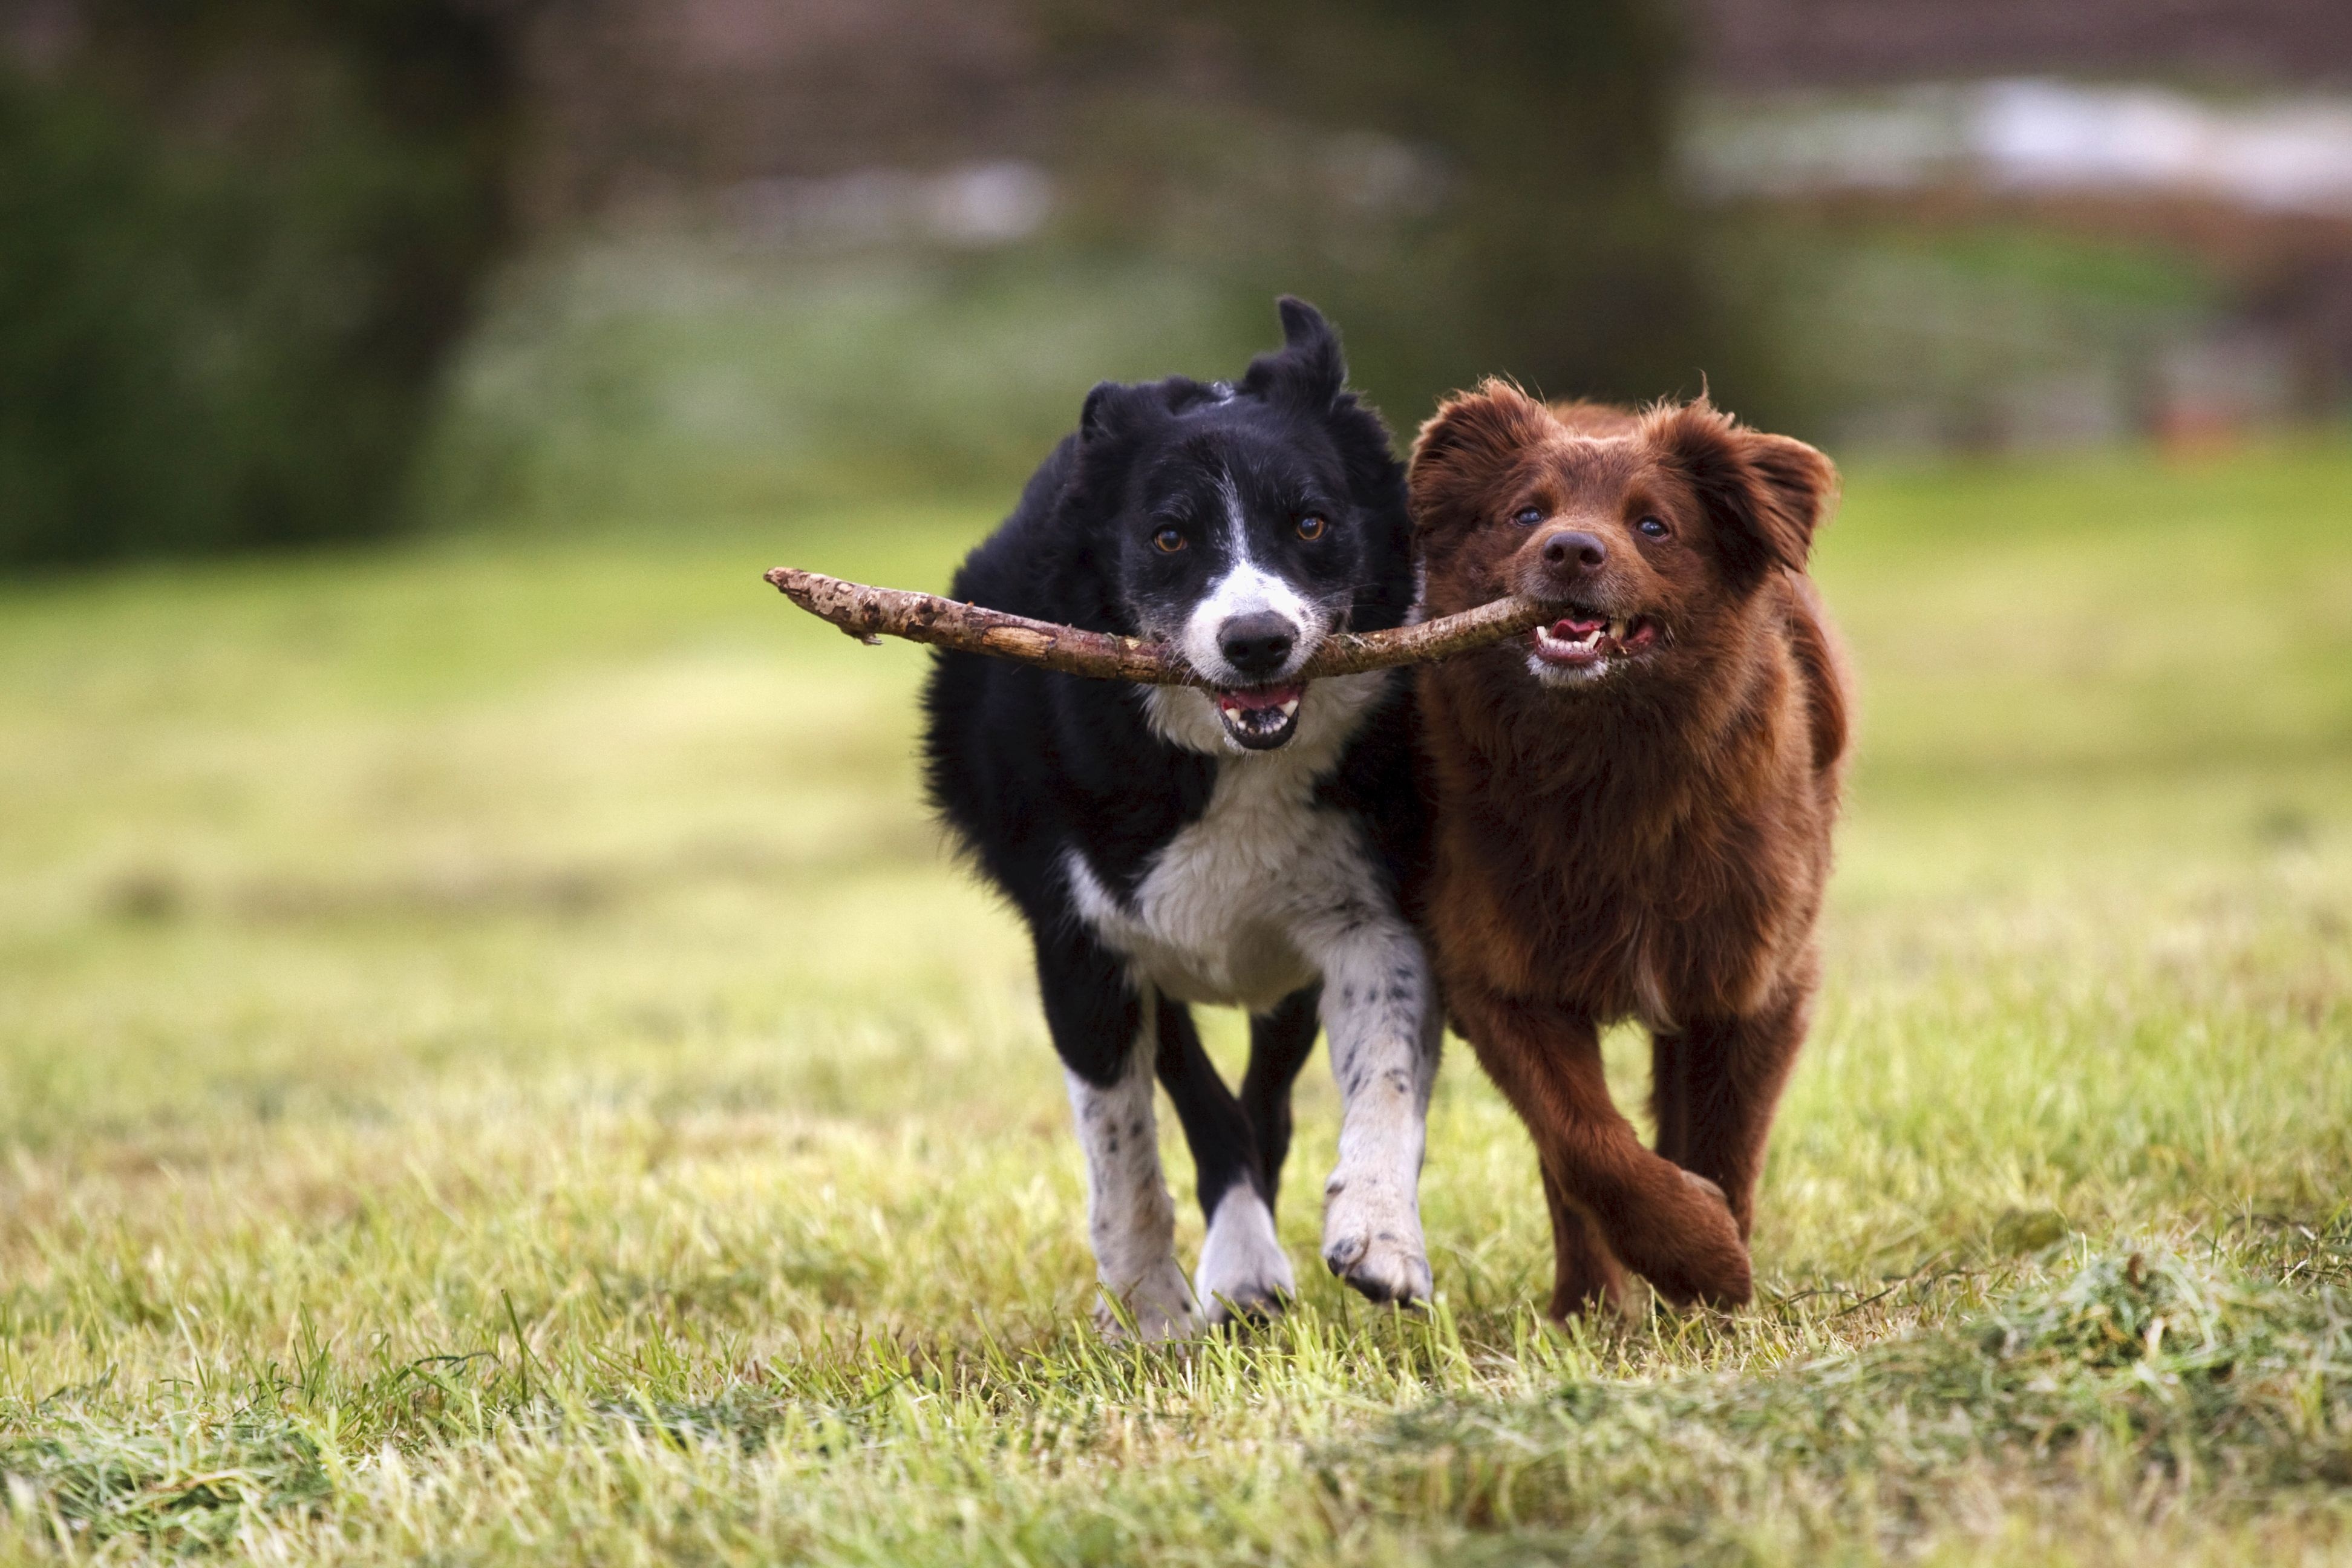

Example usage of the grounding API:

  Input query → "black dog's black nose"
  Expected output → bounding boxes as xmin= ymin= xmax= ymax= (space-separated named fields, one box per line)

xmin=1541 ymin=531 xmax=1607 ymax=575
xmin=1218 ymin=612 xmax=1297 ymax=678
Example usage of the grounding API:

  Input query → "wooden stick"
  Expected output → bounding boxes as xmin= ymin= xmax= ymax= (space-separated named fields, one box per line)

xmin=765 ymin=566 xmax=1558 ymax=686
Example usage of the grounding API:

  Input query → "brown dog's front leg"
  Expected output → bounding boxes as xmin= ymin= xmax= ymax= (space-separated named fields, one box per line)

xmin=1651 ymin=984 xmax=1812 ymax=1240
xmin=1650 ymin=1030 xmax=1691 ymax=1168
xmin=1457 ymin=995 xmax=1752 ymax=1312
xmin=1540 ymin=1166 xmax=1629 ymax=1317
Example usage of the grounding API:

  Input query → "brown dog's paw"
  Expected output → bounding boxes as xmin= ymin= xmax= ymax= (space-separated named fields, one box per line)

xmin=1680 ymin=1170 xmax=1729 ymax=1207
xmin=1547 ymin=1269 xmax=1635 ymax=1322
xmin=1618 ymin=1174 xmax=1753 ymax=1310
xmin=1645 ymin=1245 xmax=1753 ymax=1311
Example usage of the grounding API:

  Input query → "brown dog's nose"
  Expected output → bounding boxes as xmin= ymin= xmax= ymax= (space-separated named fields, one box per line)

xmin=1541 ymin=530 xmax=1607 ymax=577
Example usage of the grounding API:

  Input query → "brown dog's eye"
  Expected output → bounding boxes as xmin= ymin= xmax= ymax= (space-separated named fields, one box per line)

xmin=1512 ymin=506 xmax=1544 ymax=527
xmin=1153 ymin=528 xmax=1187 ymax=554
xmin=1637 ymin=516 xmax=1669 ymax=538
xmin=1296 ymin=514 xmax=1327 ymax=541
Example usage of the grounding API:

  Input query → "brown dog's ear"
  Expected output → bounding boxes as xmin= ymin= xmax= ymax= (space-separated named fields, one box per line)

xmin=1408 ymin=380 xmax=1552 ymax=531
xmin=1645 ymin=398 xmax=1836 ymax=584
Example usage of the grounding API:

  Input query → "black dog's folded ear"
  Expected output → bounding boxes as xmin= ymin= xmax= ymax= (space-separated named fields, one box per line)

xmin=1238 ymin=295 xmax=1345 ymax=410
xmin=1645 ymin=398 xmax=1837 ymax=584
xmin=1408 ymin=380 xmax=1552 ymax=530
xmin=1079 ymin=381 xmax=1129 ymax=440
xmin=1080 ymin=380 xmax=1142 ymax=441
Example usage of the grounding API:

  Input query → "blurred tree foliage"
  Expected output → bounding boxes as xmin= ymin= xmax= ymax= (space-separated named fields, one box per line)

xmin=1234 ymin=0 xmax=1743 ymax=413
xmin=1040 ymin=0 xmax=1760 ymax=425
xmin=0 ymin=0 xmax=515 ymax=566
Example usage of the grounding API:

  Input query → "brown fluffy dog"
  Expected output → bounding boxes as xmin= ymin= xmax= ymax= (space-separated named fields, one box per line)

xmin=1408 ymin=384 xmax=1851 ymax=1315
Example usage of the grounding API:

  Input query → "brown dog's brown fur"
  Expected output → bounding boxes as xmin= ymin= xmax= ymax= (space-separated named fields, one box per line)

xmin=1408 ymin=381 xmax=1851 ymax=1316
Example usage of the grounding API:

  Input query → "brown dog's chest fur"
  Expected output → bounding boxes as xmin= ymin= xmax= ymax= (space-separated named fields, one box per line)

xmin=1422 ymin=577 xmax=1838 ymax=1029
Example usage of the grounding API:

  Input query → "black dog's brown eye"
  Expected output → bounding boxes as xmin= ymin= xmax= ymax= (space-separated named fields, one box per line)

xmin=1637 ymin=516 xmax=1668 ymax=538
xmin=1513 ymin=506 xmax=1544 ymax=527
xmin=1153 ymin=527 xmax=1187 ymax=554
xmin=1296 ymin=514 xmax=1327 ymax=541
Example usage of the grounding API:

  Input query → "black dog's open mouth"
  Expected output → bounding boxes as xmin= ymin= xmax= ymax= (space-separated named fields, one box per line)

xmin=1213 ymin=682 xmax=1304 ymax=749
xmin=1530 ymin=609 xmax=1662 ymax=670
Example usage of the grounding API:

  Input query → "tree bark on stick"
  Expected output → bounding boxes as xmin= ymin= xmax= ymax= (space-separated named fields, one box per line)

xmin=765 ymin=566 xmax=1558 ymax=686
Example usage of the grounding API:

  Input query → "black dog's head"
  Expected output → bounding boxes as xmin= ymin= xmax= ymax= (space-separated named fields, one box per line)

xmin=1051 ymin=298 xmax=1411 ymax=753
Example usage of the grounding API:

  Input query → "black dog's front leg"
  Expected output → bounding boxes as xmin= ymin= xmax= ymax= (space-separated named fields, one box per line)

xmin=1033 ymin=924 xmax=1198 ymax=1339
xmin=1240 ymin=984 xmax=1321 ymax=1208
xmin=1155 ymin=995 xmax=1299 ymax=1322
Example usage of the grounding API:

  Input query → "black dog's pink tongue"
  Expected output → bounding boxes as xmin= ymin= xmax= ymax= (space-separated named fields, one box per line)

xmin=1216 ymin=682 xmax=1305 ymax=713
xmin=1551 ymin=616 xmax=1605 ymax=637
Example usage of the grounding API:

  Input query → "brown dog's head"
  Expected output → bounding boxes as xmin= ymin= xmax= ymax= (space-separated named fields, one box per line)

xmin=1409 ymin=381 xmax=1835 ymax=690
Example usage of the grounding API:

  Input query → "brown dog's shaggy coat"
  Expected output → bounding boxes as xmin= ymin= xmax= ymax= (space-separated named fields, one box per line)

xmin=1408 ymin=384 xmax=1851 ymax=1315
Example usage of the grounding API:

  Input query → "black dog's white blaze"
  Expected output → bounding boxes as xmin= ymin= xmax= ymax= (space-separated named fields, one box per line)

xmin=1167 ymin=472 xmax=1319 ymax=751
xmin=921 ymin=298 xmax=1438 ymax=1338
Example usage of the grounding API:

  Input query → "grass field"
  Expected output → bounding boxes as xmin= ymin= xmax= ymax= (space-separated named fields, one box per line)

xmin=2 ymin=442 xmax=2350 ymax=1564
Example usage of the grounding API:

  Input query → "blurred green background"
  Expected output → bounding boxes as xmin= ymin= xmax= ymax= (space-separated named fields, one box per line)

xmin=7 ymin=0 xmax=2350 ymax=564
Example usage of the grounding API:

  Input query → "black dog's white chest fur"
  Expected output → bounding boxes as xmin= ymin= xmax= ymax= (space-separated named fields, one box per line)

xmin=1065 ymin=673 xmax=1400 ymax=1011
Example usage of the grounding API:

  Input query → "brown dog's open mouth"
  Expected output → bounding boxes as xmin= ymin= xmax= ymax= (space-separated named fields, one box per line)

xmin=1212 ymin=682 xmax=1305 ymax=749
xmin=1530 ymin=610 xmax=1661 ymax=670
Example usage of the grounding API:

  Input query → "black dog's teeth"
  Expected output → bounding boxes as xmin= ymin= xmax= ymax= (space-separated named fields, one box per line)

xmin=1214 ymin=691 xmax=1303 ymax=750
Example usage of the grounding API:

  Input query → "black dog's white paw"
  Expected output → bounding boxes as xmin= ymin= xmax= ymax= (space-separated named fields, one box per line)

xmin=1321 ymin=1178 xmax=1432 ymax=1306
xmin=1195 ymin=1188 xmax=1296 ymax=1324
xmin=1095 ymin=1258 xmax=1201 ymax=1342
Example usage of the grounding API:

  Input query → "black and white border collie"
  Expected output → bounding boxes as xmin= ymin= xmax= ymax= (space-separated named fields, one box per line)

xmin=923 ymin=299 xmax=1440 ymax=1338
